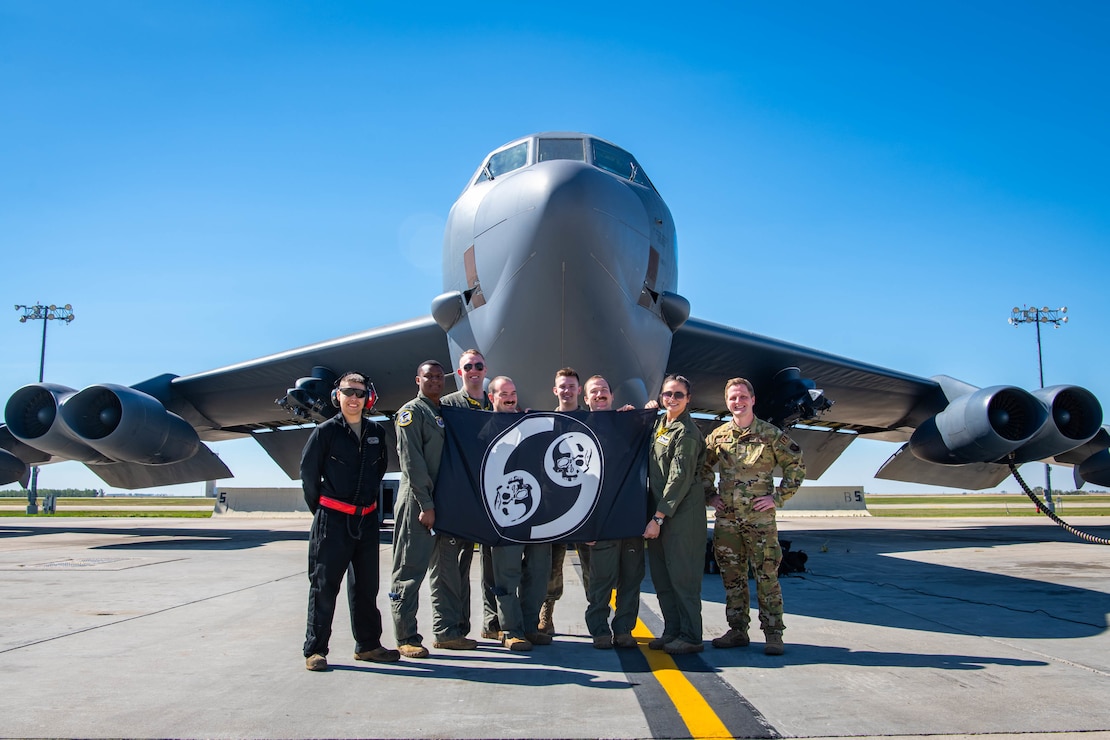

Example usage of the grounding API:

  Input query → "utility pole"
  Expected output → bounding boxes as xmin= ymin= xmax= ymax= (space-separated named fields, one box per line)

xmin=14 ymin=303 xmax=75 ymax=514
xmin=1008 ymin=305 xmax=1067 ymax=512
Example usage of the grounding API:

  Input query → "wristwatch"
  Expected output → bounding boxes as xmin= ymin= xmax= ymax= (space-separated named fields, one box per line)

xmin=652 ymin=515 xmax=664 ymax=526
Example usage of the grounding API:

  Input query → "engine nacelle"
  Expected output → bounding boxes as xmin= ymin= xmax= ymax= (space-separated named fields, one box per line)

xmin=0 ymin=447 xmax=28 ymax=486
xmin=1009 ymin=385 xmax=1103 ymax=463
xmin=910 ymin=385 xmax=1047 ymax=465
xmin=4 ymin=383 xmax=110 ymax=463
xmin=61 ymin=384 xmax=200 ymax=464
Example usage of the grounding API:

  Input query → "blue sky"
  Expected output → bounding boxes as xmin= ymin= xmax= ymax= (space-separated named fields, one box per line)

xmin=2 ymin=1 xmax=1108 ymax=496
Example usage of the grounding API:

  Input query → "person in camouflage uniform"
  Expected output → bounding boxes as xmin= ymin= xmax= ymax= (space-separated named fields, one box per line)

xmin=704 ymin=377 xmax=805 ymax=656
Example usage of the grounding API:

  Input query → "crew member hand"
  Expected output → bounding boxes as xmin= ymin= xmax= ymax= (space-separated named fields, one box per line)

xmin=643 ymin=519 xmax=661 ymax=539
xmin=708 ymin=494 xmax=726 ymax=513
xmin=419 ymin=508 xmax=436 ymax=530
xmin=752 ymin=495 xmax=776 ymax=512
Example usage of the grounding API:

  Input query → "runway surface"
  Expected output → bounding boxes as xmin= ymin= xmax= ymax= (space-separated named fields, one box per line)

xmin=1 ymin=514 xmax=1108 ymax=739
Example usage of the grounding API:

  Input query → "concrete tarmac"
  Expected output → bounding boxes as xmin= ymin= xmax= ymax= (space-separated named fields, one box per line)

xmin=1 ymin=515 xmax=1108 ymax=739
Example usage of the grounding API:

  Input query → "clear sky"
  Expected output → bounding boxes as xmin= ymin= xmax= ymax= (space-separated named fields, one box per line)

xmin=2 ymin=1 xmax=1108 ymax=496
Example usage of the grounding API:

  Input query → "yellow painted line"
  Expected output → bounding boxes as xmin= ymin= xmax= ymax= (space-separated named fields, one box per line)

xmin=612 ymin=592 xmax=733 ymax=739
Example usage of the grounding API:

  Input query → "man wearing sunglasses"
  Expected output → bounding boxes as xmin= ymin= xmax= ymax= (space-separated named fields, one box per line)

xmin=704 ymin=377 xmax=806 ymax=657
xmin=440 ymin=349 xmax=495 ymax=640
xmin=301 ymin=372 xmax=399 ymax=671
xmin=441 ymin=349 xmax=492 ymax=412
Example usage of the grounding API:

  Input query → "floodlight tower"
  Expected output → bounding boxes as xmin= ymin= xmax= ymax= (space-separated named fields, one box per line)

xmin=14 ymin=303 xmax=76 ymax=514
xmin=1008 ymin=305 xmax=1067 ymax=511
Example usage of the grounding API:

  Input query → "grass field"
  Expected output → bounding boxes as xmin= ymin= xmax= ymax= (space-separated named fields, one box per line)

xmin=2 ymin=495 xmax=1107 ymax=518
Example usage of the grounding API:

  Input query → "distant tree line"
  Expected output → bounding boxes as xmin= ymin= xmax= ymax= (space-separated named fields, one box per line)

xmin=0 ymin=488 xmax=105 ymax=498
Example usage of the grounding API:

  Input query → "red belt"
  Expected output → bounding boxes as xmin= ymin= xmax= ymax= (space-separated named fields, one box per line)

xmin=319 ymin=496 xmax=377 ymax=516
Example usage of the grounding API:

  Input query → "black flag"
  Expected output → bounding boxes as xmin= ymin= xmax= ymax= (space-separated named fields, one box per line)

xmin=433 ymin=407 xmax=655 ymax=546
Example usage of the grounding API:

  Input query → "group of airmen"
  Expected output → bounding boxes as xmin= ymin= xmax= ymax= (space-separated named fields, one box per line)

xmin=300 ymin=349 xmax=805 ymax=671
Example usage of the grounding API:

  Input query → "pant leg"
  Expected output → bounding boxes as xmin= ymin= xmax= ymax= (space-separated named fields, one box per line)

xmin=713 ymin=517 xmax=752 ymax=632
xmin=546 ymin=543 xmax=566 ymax=601
xmin=611 ymin=536 xmax=645 ymax=636
xmin=584 ymin=540 xmax=619 ymax=637
xmin=305 ymin=509 xmax=353 ymax=657
xmin=481 ymin=544 xmax=499 ymax=633
xmin=491 ymin=545 xmax=525 ymax=638
xmin=645 ymin=537 xmax=678 ymax=640
xmin=521 ymin=543 xmax=552 ymax=634
xmin=749 ymin=516 xmax=785 ymax=633
xmin=661 ymin=502 xmax=705 ymax=644
xmin=347 ymin=515 xmax=385 ymax=654
xmin=576 ymin=543 xmax=592 ymax=595
xmin=389 ymin=495 xmax=435 ymax=645
xmin=429 ymin=533 xmax=474 ymax=640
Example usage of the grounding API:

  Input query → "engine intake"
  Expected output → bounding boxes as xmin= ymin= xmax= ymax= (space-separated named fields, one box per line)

xmin=61 ymin=384 xmax=200 ymax=464
xmin=910 ymin=385 xmax=1047 ymax=465
xmin=4 ymin=383 xmax=109 ymax=463
xmin=1009 ymin=385 xmax=1103 ymax=463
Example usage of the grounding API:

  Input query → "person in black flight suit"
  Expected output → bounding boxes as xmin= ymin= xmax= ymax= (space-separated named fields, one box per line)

xmin=302 ymin=371 xmax=400 ymax=671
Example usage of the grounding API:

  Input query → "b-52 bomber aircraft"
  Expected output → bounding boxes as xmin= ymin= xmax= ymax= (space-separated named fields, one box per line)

xmin=2 ymin=132 xmax=1109 ymax=492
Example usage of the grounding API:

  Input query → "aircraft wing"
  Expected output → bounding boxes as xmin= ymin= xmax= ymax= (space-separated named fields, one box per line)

xmin=670 ymin=317 xmax=948 ymax=432
xmin=667 ymin=316 xmax=1107 ymax=490
xmin=0 ymin=316 xmax=450 ymax=489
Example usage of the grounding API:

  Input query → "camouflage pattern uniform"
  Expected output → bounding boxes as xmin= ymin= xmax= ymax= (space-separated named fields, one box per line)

xmin=389 ymin=393 xmax=473 ymax=648
xmin=705 ymin=417 xmax=805 ymax=637
xmin=647 ymin=411 xmax=710 ymax=645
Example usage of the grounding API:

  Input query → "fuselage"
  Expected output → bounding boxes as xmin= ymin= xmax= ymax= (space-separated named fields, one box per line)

xmin=434 ymin=133 xmax=684 ymax=410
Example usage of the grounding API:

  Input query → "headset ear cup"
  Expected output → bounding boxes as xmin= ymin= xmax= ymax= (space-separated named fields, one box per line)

xmin=331 ymin=389 xmax=340 ymax=408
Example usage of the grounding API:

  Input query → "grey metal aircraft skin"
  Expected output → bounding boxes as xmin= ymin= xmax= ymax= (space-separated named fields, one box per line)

xmin=3 ymin=132 xmax=1109 ymax=491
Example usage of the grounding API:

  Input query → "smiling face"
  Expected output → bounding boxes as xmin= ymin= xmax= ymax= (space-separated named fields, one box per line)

xmin=553 ymin=371 xmax=581 ymax=411
xmin=488 ymin=376 xmax=519 ymax=412
xmin=416 ymin=362 xmax=445 ymax=402
xmin=584 ymin=376 xmax=612 ymax=411
xmin=336 ymin=376 xmax=368 ymax=423
xmin=725 ymin=379 xmax=756 ymax=428
xmin=659 ymin=377 xmax=690 ymax=420
xmin=456 ymin=350 xmax=487 ymax=397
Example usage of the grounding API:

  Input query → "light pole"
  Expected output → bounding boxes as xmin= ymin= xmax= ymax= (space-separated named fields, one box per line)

xmin=1008 ymin=305 xmax=1067 ymax=512
xmin=14 ymin=303 xmax=76 ymax=514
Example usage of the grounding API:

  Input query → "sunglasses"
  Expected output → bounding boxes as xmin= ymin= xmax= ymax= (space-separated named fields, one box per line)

xmin=462 ymin=362 xmax=485 ymax=372
xmin=660 ymin=391 xmax=687 ymax=400
xmin=338 ymin=387 xmax=368 ymax=399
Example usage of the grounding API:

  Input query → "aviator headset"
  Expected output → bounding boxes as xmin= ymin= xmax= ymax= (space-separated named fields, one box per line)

xmin=331 ymin=371 xmax=378 ymax=411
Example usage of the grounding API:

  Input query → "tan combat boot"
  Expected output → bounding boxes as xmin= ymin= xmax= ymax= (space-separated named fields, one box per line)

xmin=537 ymin=599 xmax=555 ymax=635
xmin=764 ymin=631 xmax=784 ymax=656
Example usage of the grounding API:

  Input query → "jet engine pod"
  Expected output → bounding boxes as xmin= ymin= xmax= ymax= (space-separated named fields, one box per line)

xmin=910 ymin=385 xmax=1047 ymax=465
xmin=4 ymin=383 xmax=109 ymax=462
xmin=0 ymin=447 xmax=28 ymax=486
xmin=61 ymin=384 xmax=200 ymax=464
xmin=1009 ymin=385 xmax=1103 ymax=463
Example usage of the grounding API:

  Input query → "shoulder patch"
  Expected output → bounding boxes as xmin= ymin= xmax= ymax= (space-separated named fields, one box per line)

xmin=435 ymin=415 xmax=445 ymax=428
xmin=397 ymin=409 xmax=414 ymax=427
xmin=778 ymin=433 xmax=791 ymax=446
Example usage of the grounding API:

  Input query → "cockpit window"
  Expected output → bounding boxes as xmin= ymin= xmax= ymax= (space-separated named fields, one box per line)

xmin=591 ymin=139 xmax=655 ymax=190
xmin=537 ymin=138 xmax=586 ymax=162
xmin=477 ymin=141 xmax=529 ymax=183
